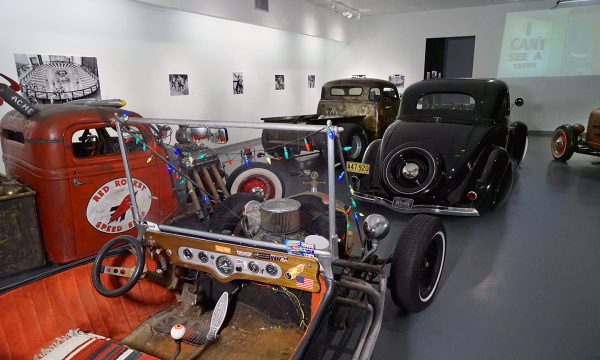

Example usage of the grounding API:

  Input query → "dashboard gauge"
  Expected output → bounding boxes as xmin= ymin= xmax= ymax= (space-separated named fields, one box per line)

xmin=216 ymin=256 xmax=234 ymax=276
xmin=248 ymin=261 xmax=259 ymax=273
xmin=265 ymin=263 xmax=278 ymax=276
xmin=182 ymin=248 xmax=193 ymax=260
xmin=198 ymin=251 xmax=209 ymax=263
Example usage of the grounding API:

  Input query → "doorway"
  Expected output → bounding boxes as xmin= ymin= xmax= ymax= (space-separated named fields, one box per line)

xmin=424 ymin=36 xmax=475 ymax=79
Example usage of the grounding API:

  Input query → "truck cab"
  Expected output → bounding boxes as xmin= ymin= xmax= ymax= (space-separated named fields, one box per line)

xmin=262 ymin=78 xmax=400 ymax=161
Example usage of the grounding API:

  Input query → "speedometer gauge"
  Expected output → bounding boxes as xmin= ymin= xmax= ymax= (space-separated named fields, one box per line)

xmin=216 ymin=256 xmax=234 ymax=276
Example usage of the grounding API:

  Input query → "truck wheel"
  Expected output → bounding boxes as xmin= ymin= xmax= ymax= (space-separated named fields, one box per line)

xmin=551 ymin=125 xmax=576 ymax=162
xmin=227 ymin=163 xmax=285 ymax=199
xmin=339 ymin=123 xmax=368 ymax=161
xmin=209 ymin=192 xmax=263 ymax=235
xmin=389 ymin=215 xmax=446 ymax=313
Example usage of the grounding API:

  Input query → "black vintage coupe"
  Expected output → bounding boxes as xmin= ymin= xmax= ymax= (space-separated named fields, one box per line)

xmin=352 ymin=78 xmax=527 ymax=216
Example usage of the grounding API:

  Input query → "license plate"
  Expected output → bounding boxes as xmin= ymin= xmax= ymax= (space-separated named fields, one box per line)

xmin=392 ymin=197 xmax=414 ymax=210
xmin=346 ymin=162 xmax=370 ymax=174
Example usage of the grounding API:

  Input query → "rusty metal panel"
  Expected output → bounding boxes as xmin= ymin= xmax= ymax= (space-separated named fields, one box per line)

xmin=587 ymin=109 xmax=600 ymax=149
xmin=0 ymin=178 xmax=45 ymax=278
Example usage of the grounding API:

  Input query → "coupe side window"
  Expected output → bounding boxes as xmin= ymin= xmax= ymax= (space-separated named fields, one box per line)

xmin=416 ymin=93 xmax=475 ymax=111
xmin=72 ymin=126 xmax=144 ymax=158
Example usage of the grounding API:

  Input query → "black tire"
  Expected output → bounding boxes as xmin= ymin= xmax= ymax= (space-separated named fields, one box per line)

xmin=339 ymin=123 xmax=369 ymax=161
xmin=551 ymin=125 xmax=576 ymax=162
xmin=226 ymin=163 xmax=285 ymax=199
xmin=390 ymin=215 xmax=446 ymax=313
xmin=209 ymin=192 xmax=263 ymax=234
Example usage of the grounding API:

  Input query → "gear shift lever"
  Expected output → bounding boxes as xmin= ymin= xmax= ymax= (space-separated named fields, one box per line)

xmin=169 ymin=323 xmax=186 ymax=360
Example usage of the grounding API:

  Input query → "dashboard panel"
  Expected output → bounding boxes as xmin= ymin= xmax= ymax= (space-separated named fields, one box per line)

xmin=145 ymin=230 xmax=321 ymax=292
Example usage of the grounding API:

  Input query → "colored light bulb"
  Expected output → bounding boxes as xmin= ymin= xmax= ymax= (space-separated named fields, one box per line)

xmin=335 ymin=163 xmax=341 ymax=168
xmin=227 ymin=159 xmax=233 ymax=166
xmin=197 ymin=154 xmax=206 ymax=160
xmin=284 ymin=146 xmax=289 ymax=160
xmin=351 ymin=199 xmax=357 ymax=208
xmin=146 ymin=156 xmax=152 ymax=163
xmin=304 ymin=138 xmax=311 ymax=152
xmin=337 ymin=171 xmax=345 ymax=182
xmin=354 ymin=212 xmax=360 ymax=222
xmin=343 ymin=146 xmax=352 ymax=152
xmin=142 ymin=143 xmax=147 ymax=151
xmin=244 ymin=155 xmax=250 ymax=168
xmin=173 ymin=148 xmax=181 ymax=156
xmin=167 ymin=165 xmax=174 ymax=174
xmin=203 ymin=196 xmax=209 ymax=204
xmin=135 ymin=137 xmax=140 ymax=144
xmin=266 ymin=155 xmax=272 ymax=165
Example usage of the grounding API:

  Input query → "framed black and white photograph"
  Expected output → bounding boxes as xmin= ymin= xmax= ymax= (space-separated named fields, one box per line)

xmin=233 ymin=72 xmax=244 ymax=94
xmin=169 ymin=74 xmax=189 ymax=96
xmin=308 ymin=75 xmax=315 ymax=88
xmin=275 ymin=75 xmax=285 ymax=90
xmin=14 ymin=53 xmax=101 ymax=104
xmin=389 ymin=74 xmax=405 ymax=89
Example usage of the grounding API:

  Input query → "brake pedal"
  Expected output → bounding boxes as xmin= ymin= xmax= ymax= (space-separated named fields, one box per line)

xmin=206 ymin=292 xmax=229 ymax=342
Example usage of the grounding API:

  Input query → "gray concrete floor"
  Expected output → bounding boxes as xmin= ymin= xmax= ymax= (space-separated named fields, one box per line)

xmin=273 ymin=135 xmax=600 ymax=359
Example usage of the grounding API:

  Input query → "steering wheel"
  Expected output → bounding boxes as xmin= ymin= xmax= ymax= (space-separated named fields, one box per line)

xmin=80 ymin=130 xmax=100 ymax=156
xmin=92 ymin=235 xmax=145 ymax=298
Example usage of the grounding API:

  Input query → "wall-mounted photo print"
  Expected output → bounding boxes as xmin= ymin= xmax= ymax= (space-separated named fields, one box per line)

xmin=14 ymin=53 xmax=101 ymax=104
xmin=275 ymin=75 xmax=285 ymax=90
xmin=389 ymin=74 xmax=405 ymax=89
xmin=308 ymin=75 xmax=315 ymax=88
xmin=169 ymin=74 xmax=189 ymax=96
xmin=233 ymin=72 xmax=244 ymax=94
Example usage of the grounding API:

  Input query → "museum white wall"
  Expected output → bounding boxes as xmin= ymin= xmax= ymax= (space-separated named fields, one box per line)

xmin=334 ymin=1 xmax=600 ymax=131
xmin=133 ymin=0 xmax=354 ymax=43
xmin=0 ymin=0 xmax=349 ymax=173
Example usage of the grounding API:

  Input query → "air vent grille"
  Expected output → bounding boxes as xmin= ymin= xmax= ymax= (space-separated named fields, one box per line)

xmin=255 ymin=0 xmax=269 ymax=12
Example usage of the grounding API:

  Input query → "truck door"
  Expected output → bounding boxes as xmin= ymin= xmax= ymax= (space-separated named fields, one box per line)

xmin=65 ymin=123 xmax=160 ymax=258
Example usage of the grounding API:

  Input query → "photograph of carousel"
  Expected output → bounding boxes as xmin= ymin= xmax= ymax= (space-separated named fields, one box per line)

xmin=13 ymin=54 xmax=101 ymax=104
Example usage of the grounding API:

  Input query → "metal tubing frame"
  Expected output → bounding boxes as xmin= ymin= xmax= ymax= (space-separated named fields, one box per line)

xmin=116 ymin=115 xmax=341 ymax=269
xmin=115 ymin=119 xmax=141 ymax=223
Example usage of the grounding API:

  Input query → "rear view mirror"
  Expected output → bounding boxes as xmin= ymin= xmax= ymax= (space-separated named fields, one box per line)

xmin=514 ymin=98 xmax=524 ymax=107
xmin=209 ymin=128 xmax=228 ymax=144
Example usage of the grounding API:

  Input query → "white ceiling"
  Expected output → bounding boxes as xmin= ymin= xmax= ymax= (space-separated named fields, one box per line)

xmin=306 ymin=0 xmax=550 ymax=15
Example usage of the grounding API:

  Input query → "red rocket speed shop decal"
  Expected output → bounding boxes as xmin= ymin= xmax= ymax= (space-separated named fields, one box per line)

xmin=86 ymin=178 xmax=152 ymax=234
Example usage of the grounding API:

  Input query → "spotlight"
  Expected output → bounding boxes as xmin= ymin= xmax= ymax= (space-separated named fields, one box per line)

xmin=331 ymin=1 xmax=361 ymax=20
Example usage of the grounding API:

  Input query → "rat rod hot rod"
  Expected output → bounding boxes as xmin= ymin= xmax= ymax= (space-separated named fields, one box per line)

xmin=0 ymin=81 xmax=447 ymax=360
xmin=550 ymin=108 xmax=600 ymax=162
xmin=352 ymin=79 xmax=528 ymax=216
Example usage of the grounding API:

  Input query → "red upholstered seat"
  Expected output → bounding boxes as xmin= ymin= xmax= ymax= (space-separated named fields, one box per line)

xmin=0 ymin=261 xmax=176 ymax=360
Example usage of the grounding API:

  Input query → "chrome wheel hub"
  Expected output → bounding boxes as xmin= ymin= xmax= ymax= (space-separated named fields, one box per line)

xmin=402 ymin=163 xmax=420 ymax=180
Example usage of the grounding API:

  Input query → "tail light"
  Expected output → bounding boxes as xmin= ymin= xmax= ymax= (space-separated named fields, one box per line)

xmin=467 ymin=191 xmax=478 ymax=201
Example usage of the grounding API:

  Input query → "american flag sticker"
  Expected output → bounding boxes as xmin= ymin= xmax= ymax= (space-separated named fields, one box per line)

xmin=296 ymin=276 xmax=314 ymax=290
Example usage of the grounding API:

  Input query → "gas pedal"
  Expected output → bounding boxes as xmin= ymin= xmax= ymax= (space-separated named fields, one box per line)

xmin=206 ymin=292 xmax=229 ymax=342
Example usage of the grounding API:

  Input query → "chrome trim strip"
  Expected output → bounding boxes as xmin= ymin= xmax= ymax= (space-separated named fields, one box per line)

xmin=353 ymin=192 xmax=480 ymax=216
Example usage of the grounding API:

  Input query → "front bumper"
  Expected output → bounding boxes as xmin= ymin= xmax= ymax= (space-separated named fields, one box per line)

xmin=352 ymin=192 xmax=480 ymax=216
